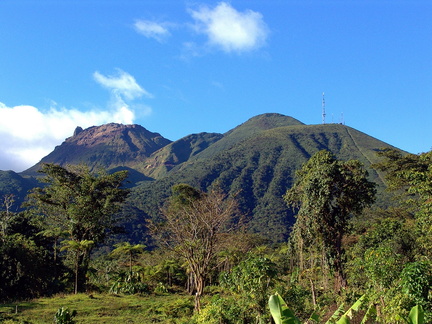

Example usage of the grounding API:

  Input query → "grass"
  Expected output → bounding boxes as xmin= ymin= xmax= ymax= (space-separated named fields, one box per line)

xmin=0 ymin=293 xmax=194 ymax=323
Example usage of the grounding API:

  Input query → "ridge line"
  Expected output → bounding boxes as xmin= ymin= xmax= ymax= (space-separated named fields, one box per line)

xmin=345 ymin=127 xmax=386 ymax=184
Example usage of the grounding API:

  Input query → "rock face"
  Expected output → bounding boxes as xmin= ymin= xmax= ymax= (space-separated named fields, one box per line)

xmin=73 ymin=126 xmax=83 ymax=137
xmin=23 ymin=123 xmax=172 ymax=174
xmin=64 ymin=123 xmax=169 ymax=152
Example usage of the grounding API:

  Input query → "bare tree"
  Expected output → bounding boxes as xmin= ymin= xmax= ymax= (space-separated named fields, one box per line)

xmin=1 ymin=194 xmax=15 ymax=240
xmin=152 ymin=184 xmax=239 ymax=312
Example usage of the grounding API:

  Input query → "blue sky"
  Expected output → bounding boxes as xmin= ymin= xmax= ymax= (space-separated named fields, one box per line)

xmin=0 ymin=0 xmax=431 ymax=172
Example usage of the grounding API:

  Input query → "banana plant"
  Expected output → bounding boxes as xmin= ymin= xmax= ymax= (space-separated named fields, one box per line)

xmin=325 ymin=294 xmax=368 ymax=324
xmin=269 ymin=292 xmax=424 ymax=324
xmin=268 ymin=293 xmax=301 ymax=324
xmin=407 ymin=305 xmax=424 ymax=324
xmin=54 ymin=307 xmax=77 ymax=324
xmin=269 ymin=293 xmax=370 ymax=324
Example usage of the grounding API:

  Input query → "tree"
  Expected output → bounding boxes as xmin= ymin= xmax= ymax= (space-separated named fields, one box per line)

xmin=152 ymin=184 xmax=239 ymax=311
xmin=221 ymin=254 xmax=278 ymax=322
xmin=110 ymin=242 xmax=146 ymax=278
xmin=61 ymin=239 xmax=94 ymax=294
xmin=27 ymin=163 xmax=129 ymax=292
xmin=0 ymin=194 xmax=16 ymax=241
xmin=0 ymin=209 xmax=59 ymax=301
xmin=284 ymin=150 xmax=376 ymax=290
xmin=373 ymin=149 xmax=432 ymax=258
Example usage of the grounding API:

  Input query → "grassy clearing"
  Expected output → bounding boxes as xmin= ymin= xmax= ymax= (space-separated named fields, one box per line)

xmin=0 ymin=293 xmax=194 ymax=323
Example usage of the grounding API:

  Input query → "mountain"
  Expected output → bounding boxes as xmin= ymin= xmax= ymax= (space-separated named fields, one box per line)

xmin=0 ymin=113 xmax=399 ymax=242
xmin=141 ymin=132 xmax=224 ymax=179
xmin=22 ymin=123 xmax=171 ymax=177
xmin=0 ymin=170 xmax=39 ymax=209
xmin=127 ymin=114 xmax=397 ymax=242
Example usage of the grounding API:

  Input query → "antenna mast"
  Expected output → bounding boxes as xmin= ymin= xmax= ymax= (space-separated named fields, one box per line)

xmin=322 ymin=92 xmax=326 ymax=124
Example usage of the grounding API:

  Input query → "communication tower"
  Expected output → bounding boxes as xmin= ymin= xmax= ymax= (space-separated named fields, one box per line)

xmin=322 ymin=92 xmax=326 ymax=124
xmin=340 ymin=112 xmax=345 ymax=125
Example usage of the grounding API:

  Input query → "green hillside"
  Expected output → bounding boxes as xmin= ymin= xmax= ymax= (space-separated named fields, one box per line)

xmin=141 ymin=132 xmax=224 ymax=179
xmin=0 ymin=113 xmax=398 ymax=241
xmin=127 ymin=115 xmax=396 ymax=242
xmin=0 ymin=170 xmax=39 ymax=209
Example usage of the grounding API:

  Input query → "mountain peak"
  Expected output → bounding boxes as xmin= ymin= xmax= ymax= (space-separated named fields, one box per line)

xmin=23 ymin=123 xmax=171 ymax=175
xmin=65 ymin=123 xmax=165 ymax=149
xmin=225 ymin=113 xmax=304 ymax=136
xmin=73 ymin=126 xmax=83 ymax=136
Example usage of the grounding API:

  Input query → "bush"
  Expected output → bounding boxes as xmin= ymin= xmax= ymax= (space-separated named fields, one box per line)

xmin=54 ymin=307 xmax=77 ymax=324
xmin=195 ymin=294 xmax=250 ymax=324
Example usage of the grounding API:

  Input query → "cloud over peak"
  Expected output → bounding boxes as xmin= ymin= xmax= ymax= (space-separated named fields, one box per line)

xmin=189 ymin=2 xmax=269 ymax=53
xmin=0 ymin=103 xmax=136 ymax=172
xmin=0 ymin=70 xmax=152 ymax=172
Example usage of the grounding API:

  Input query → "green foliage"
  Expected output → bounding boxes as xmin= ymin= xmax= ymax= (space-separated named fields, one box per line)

xmin=400 ymin=261 xmax=432 ymax=310
xmin=269 ymin=293 xmax=375 ymax=324
xmin=373 ymin=149 xmax=432 ymax=258
xmin=328 ymin=294 xmax=366 ymax=324
xmin=54 ymin=307 xmax=77 ymax=324
xmin=220 ymin=254 xmax=278 ymax=322
xmin=109 ymin=271 xmax=150 ymax=295
xmin=195 ymin=294 xmax=247 ymax=324
xmin=0 ymin=233 xmax=54 ymax=301
xmin=29 ymin=163 xmax=129 ymax=244
xmin=110 ymin=242 xmax=146 ymax=277
xmin=0 ymin=171 xmax=39 ymax=209
xmin=27 ymin=163 xmax=129 ymax=293
xmin=285 ymin=150 xmax=376 ymax=289
xmin=130 ymin=118 xmax=393 ymax=244
xmin=1 ymin=116 xmax=428 ymax=323
xmin=363 ymin=246 xmax=404 ymax=290
xmin=0 ymin=210 xmax=59 ymax=302
xmin=407 ymin=305 xmax=425 ymax=324
xmin=268 ymin=293 xmax=301 ymax=324
xmin=1 ymin=293 xmax=194 ymax=323
xmin=1 ymin=115 xmax=397 ymax=247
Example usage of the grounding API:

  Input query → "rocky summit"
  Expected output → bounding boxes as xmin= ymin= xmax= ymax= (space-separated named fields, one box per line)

xmin=23 ymin=123 xmax=172 ymax=175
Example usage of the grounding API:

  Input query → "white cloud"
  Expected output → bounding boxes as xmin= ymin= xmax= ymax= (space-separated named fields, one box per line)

xmin=134 ymin=20 xmax=171 ymax=42
xmin=189 ymin=2 xmax=269 ymax=53
xmin=0 ymin=102 xmax=137 ymax=172
xmin=93 ymin=69 xmax=153 ymax=100
xmin=0 ymin=70 xmax=154 ymax=172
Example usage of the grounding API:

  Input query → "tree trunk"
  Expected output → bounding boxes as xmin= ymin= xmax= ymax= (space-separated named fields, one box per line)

xmin=334 ymin=254 xmax=347 ymax=292
xmin=310 ymin=278 xmax=317 ymax=307
xmin=333 ymin=231 xmax=347 ymax=292
xmin=194 ymin=275 xmax=205 ymax=312
xmin=76 ymin=250 xmax=90 ymax=293
xmin=74 ymin=252 xmax=79 ymax=294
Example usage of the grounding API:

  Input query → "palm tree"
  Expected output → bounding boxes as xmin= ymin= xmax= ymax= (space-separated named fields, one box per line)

xmin=61 ymin=240 xmax=94 ymax=294
xmin=110 ymin=242 xmax=146 ymax=277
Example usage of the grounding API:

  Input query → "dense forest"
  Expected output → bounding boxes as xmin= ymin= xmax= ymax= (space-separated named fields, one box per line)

xmin=1 ymin=147 xmax=431 ymax=323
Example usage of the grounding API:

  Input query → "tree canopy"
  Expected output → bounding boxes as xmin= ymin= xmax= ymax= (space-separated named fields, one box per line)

xmin=284 ymin=150 xmax=376 ymax=290
xmin=152 ymin=184 xmax=240 ymax=311
xmin=27 ymin=163 xmax=129 ymax=292
xmin=373 ymin=148 xmax=432 ymax=258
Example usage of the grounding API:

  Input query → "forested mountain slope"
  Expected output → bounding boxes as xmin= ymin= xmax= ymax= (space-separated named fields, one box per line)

xmin=0 ymin=113 xmax=398 ymax=241
xmin=0 ymin=170 xmax=39 ymax=208
xmin=127 ymin=114 xmax=397 ymax=242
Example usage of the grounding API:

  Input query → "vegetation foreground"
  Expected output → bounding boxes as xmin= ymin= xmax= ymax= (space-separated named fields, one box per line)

xmin=0 ymin=293 xmax=194 ymax=323
xmin=2 ymin=148 xmax=432 ymax=323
